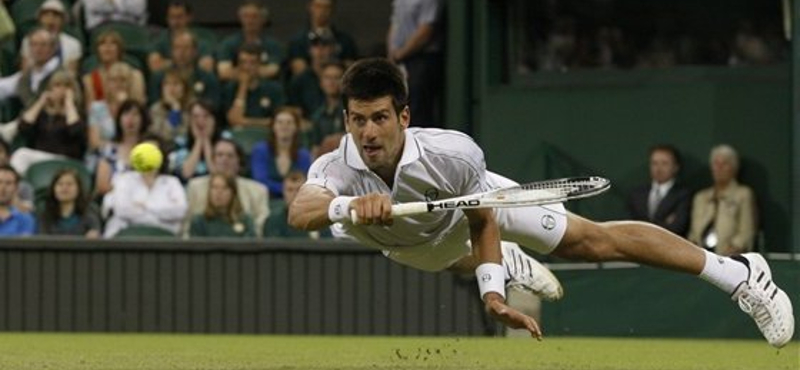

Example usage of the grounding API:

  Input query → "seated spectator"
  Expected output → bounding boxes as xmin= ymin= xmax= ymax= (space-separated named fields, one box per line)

xmin=85 ymin=61 xmax=143 ymax=150
xmin=11 ymin=70 xmax=87 ymax=174
xmin=216 ymin=1 xmax=283 ymax=81
xmin=102 ymin=140 xmax=187 ymax=238
xmin=80 ymin=0 xmax=148 ymax=30
xmin=224 ymin=43 xmax=285 ymax=128
xmin=189 ymin=173 xmax=256 ymax=238
xmin=0 ymin=139 xmax=34 ymax=213
xmin=147 ymin=30 xmax=221 ymax=107
xmin=688 ymin=144 xmax=757 ymax=256
xmin=147 ymin=1 xmax=215 ymax=74
xmin=148 ymin=68 xmax=191 ymax=142
xmin=20 ymin=0 xmax=83 ymax=74
xmin=0 ymin=28 xmax=63 ymax=108
xmin=250 ymin=107 xmax=312 ymax=199
xmin=626 ymin=144 xmax=691 ymax=237
xmin=185 ymin=138 xmax=269 ymax=236
xmin=288 ymin=30 xmax=337 ymax=117
xmin=309 ymin=61 xmax=345 ymax=157
xmin=168 ymin=100 xmax=226 ymax=182
xmin=263 ymin=170 xmax=325 ymax=238
xmin=286 ymin=0 xmax=358 ymax=77
xmin=94 ymin=99 xmax=150 ymax=197
xmin=38 ymin=168 xmax=101 ymax=237
xmin=82 ymin=30 xmax=146 ymax=113
xmin=0 ymin=165 xmax=36 ymax=236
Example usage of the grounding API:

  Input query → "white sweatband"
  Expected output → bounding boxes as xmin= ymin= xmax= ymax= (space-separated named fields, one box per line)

xmin=328 ymin=196 xmax=356 ymax=223
xmin=475 ymin=263 xmax=506 ymax=301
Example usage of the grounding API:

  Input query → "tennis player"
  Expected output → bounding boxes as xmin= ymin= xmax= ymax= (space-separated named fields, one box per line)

xmin=288 ymin=58 xmax=794 ymax=346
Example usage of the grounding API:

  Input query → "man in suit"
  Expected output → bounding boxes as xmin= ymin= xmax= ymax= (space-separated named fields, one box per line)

xmin=627 ymin=144 xmax=691 ymax=237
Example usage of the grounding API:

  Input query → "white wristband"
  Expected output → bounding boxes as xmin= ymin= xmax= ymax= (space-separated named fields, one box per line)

xmin=328 ymin=196 xmax=356 ymax=223
xmin=475 ymin=263 xmax=506 ymax=301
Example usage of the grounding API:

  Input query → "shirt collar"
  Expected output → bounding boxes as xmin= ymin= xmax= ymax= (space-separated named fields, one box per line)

xmin=651 ymin=179 xmax=675 ymax=194
xmin=341 ymin=130 xmax=424 ymax=171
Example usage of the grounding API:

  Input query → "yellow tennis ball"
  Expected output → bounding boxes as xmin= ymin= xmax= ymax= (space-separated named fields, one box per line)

xmin=130 ymin=142 xmax=163 ymax=172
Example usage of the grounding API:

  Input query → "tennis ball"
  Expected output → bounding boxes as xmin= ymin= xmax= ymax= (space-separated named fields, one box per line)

xmin=130 ymin=142 xmax=163 ymax=172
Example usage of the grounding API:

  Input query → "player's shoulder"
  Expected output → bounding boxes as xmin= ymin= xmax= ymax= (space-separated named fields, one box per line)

xmin=410 ymin=127 xmax=484 ymax=165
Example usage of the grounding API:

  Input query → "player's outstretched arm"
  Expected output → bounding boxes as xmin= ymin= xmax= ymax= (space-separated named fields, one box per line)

xmin=287 ymin=185 xmax=336 ymax=231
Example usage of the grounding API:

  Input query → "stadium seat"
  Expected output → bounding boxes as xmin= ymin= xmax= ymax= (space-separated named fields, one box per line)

xmin=10 ymin=0 xmax=45 ymax=27
xmin=231 ymin=126 xmax=269 ymax=155
xmin=190 ymin=26 xmax=218 ymax=48
xmin=24 ymin=158 xmax=93 ymax=197
xmin=114 ymin=225 xmax=176 ymax=238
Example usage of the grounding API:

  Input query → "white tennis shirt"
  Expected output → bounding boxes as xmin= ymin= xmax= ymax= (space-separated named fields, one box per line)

xmin=306 ymin=127 xmax=567 ymax=271
xmin=307 ymin=128 xmax=487 ymax=244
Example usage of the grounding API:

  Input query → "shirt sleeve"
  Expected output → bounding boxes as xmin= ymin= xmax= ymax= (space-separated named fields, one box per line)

xmin=305 ymin=153 xmax=349 ymax=196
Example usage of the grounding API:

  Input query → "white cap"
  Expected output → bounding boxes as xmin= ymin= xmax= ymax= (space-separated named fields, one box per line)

xmin=38 ymin=0 xmax=67 ymax=18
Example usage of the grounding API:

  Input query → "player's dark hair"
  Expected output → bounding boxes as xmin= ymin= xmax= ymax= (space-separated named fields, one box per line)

xmin=341 ymin=58 xmax=407 ymax=115
xmin=649 ymin=144 xmax=682 ymax=168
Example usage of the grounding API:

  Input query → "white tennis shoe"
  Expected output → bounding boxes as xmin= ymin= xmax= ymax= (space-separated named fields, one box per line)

xmin=501 ymin=242 xmax=563 ymax=301
xmin=731 ymin=253 xmax=795 ymax=348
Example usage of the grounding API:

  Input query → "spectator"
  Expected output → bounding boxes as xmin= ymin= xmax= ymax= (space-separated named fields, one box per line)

xmin=626 ymin=144 xmax=691 ymax=237
xmin=82 ymin=30 xmax=146 ymax=113
xmin=85 ymin=61 xmax=143 ymax=150
xmin=264 ymin=170 xmax=326 ymax=238
xmin=224 ymin=43 xmax=285 ymax=128
xmin=148 ymin=68 xmax=191 ymax=142
xmin=286 ymin=0 xmax=358 ymax=77
xmin=216 ymin=0 xmax=283 ymax=81
xmin=185 ymin=139 xmax=269 ymax=236
xmin=387 ymin=0 xmax=444 ymax=128
xmin=288 ymin=30 xmax=336 ymax=117
xmin=0 ymin=165 xmax=35 ymax=236
xmin=688 ymin=144 xmax=757 ymax=256
xmin=148 ymin=30 xmax=220 ymax=107
xmin=250 ymin=107 xmax=312 ymax=199
xmin=94 ymin=99 xmax=150 ymax=197
xmin=20 ymin=0 xmax=83 ymax=74
xmin=102 ymin=139 xmax=187 ymax=237
xmin=168 ymin=100 xmax=225 ymax=182
xmin=0 ymin=28 xmax=62 ymax=108
xmin=80 ymin=0 xmax=148 ymax=30
xmin=11 ymin=70 xmax=86 ymax=174
xmin=189 ymin=173 xmax=256 ymax=238
xmin=38 ymin=168 xmax=101 ymax=237
xmin=0 ymin=139 xmax=34 ymax=213
xmin=147 ymin=1 xmax=215 ymax=74
xmin=309 ymin=61 xmax=345 ymax=157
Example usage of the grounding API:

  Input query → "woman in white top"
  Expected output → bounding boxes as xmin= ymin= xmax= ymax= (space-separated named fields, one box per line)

xmin=102 ymin=139 xmax=187 ymax=238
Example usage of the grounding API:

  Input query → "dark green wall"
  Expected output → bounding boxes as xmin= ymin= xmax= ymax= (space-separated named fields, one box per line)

xmin=449 ymin=0 xmax=794 ymax=252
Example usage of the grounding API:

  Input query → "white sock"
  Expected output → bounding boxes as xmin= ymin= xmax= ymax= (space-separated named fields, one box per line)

xmin=698 ymin=250 xmax=749 ymax=294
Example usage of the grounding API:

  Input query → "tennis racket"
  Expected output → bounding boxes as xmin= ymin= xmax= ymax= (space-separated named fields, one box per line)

xmin=351 ymin=176 xmax=611 ymax=222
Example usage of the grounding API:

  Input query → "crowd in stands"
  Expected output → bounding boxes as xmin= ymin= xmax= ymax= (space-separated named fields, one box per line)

xmin=0 ymin=0 xmax=370 ymax=239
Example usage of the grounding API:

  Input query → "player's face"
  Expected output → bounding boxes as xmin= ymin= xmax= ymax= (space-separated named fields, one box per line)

xmin=345 ymin=96 xmax=409 ymax=174
xmin=0 ymin=171 xmax=17 ymax=206
xmin=649 ymin=150 xmax=678 ymax=184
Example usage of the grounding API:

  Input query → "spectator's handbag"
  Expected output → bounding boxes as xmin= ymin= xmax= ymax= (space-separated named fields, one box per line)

xmin=0 ymin=4 xmax=14 ymax=42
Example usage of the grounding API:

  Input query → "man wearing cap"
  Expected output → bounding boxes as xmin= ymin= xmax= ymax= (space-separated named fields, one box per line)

xmin=20 ymin=0 xmax=82 ymax=74
xmin=287 ymin=30 xmax=337 ymax=117
xmin=286 ymin=0 xmax=358 ymax=77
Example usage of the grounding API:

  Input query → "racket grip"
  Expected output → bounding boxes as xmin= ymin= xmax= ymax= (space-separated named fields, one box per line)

xmin=391 ymin=202 xmax=429 ymax=217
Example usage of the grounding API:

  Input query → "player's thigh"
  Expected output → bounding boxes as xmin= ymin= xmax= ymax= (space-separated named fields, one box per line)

xmin=494 ymin=203 xmax=568 ymax=255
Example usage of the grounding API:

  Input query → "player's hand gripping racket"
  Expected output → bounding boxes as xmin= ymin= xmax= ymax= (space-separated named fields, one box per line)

xmin=350 ymin=176 xmax=611 ymax=223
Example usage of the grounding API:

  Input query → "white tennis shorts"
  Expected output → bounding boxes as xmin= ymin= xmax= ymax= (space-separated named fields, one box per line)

xmin=383 ymin=172 xmax=568 ymax=271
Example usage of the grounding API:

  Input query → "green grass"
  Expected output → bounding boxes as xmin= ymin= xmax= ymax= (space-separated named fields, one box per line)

xmin=0 ymin=334 xmax=796 ymax=370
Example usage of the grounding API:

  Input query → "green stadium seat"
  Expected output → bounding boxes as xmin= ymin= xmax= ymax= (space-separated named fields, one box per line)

xmin=114 ymin=225 xmax=176 ymax=238
xmin=25 ymin=158 xmax=93 ymax=197
xmin=190 ymin=26 xmax=218 ymax=47
xmin=230 ymin=126 xmax=269 ymax=155
xmin=10 ymin=0 xmax=45 ymax=27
